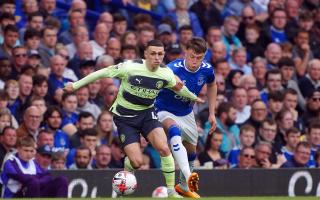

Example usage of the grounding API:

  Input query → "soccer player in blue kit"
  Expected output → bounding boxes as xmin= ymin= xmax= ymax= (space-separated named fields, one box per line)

xmin=156 ymin=37 xmax=217 ymax=198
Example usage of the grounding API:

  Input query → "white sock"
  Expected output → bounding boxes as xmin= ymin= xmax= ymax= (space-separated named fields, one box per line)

xmin=170 ymin=136 xmax=191 ymax=186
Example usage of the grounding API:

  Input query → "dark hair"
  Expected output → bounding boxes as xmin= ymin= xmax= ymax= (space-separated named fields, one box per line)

xmin=265 ymin=68 xmax=282 ymax=81
xmin=61 ymin=92 xmax=76 ymax=102
xmin=295 ymin=141 xmax=311 ymax=152
xmin=113 ymin=13 xmax=126 ymax=22
xmin=44 ymin=105 xmax=62 ymax=121
xmin=226 ymin=69 xmax=244 ymax=88
xmin=146 ymin=39 xmax=164 ymax=48
xmin=178 ymin=25 xmax=192 ymax=33
xmin=33 ymin=74 xmax=48 ymax=86
xmin=1 ymin=126 xmax=15 ymax=136
xmin=217 ymin=102 xmax=234 ymax=117
xmin=27 ymin=11 xmax=43 ymax=22
xmin=121 ymin=44 xmax=138 ymax=54
xmin=275 ymin=109 xmax=292 ymax=122
xmin=271 ymin=8 xmax=286 ymax=18
xmin=78 ymin=111 xmax=94 ymax=122
xmin=240 ymin=146 xmax=255 ymax=156
xmin=0 ymin=12 xmax=15 ymax=21
xmin=133 ymin=13 xmax=153 ymax=27
xmin=285 ymin=127 xmax=300 ymax=137
xmin=308 ymin=119 xmax=320 ymax=133
xmin=41 ymin=26 xmax=57 ymax=37
xmin=278 ymin=57 xmax=294 ymax=68
xmin=4 ymin=24 xmax=18 ymax=34
xmin=268 ymin=91 xmax=284 ymax=101
xmin=24 ymin=28 xmax=41 ymax=41
xmin=80 ymin=128 xmax=98 ymax=138
xmin=16 ymin=136 xmax=35 ymax=148
xmin=76 ymin=145 xmax=92 ymax=158
xmin=240 ymin=124 xmax=256 ymax=135
xmin=185 ymin=37 xmax=207 ymax=54
xmin=283 ymin=88 xmax=297 ymax=97
xmin=0 ymin=0 xmax=15 ymax=6
xmin=262 ymin=118 xmax=277 ymax=127
xmin=204 ymin=129 xmax=222 ymax=151
xmin=0 ymin=89 xmax=9 ymax=101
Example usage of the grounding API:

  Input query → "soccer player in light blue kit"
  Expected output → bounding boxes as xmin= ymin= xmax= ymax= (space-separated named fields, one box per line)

xmin=156 ymin=37 xmax=217 ymax=198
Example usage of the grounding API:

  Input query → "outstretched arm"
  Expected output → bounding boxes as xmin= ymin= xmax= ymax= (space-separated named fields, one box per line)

xmin=64 ymin=64 xmax=126 ymax=92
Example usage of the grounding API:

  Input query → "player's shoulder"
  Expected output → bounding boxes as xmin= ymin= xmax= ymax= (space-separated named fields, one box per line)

xmin=167 ymin=59 xmax=185 ymax=68
xmin=200 ymin=60 xmax=213 ymax=70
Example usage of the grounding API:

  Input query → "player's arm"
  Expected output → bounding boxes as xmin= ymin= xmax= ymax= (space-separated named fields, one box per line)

xmin=207 ymin=81 xmax=217 ymax=132
xmin=64 ymin=63 xmax=126 ymax=92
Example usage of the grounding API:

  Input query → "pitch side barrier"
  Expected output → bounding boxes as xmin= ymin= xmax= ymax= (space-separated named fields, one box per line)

xmin=50 ymin=169 xmax=320 ymax=197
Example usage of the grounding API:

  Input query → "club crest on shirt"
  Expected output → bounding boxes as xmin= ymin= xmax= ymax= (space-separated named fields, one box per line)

xmin=120 ymin=134 xmax=126 ymax=143
xmin=156 ymin=81 xmax=163 ymax=89
xmin=198 ymin=76 xmax=205 ymax=86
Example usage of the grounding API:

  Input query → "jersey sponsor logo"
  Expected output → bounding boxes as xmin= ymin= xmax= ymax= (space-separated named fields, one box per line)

xmin=130 ymin=85 xmax=159 ymax=97
xmin=174 ymin=94 xmax=190 ymax=103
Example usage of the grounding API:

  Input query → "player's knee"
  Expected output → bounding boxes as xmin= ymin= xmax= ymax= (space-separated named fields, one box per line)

xmin=168 ymin=125 xmax=181 ymax=139
xmin=130 ymin=157 xmax=144 ymax=168
xmin=158 ymin=145 xmax=171 ymax=157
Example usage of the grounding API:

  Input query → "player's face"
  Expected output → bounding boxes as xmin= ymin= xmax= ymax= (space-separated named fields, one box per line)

xmin=185 ymin=49 xmax=205 ymax=72
xmin=144 ymin=46 xmax=165 ymax=69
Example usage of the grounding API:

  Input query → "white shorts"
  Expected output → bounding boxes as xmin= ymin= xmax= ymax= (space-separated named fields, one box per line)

xmin=157 ymin=111 xmax=198 ymax=145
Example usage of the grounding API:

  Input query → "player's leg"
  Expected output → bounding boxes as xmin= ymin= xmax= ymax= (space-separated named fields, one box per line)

xmin=162 ymin=117 xmax=191 ymax=187
xmin=146 ymin=127 xmax=180 ymax=197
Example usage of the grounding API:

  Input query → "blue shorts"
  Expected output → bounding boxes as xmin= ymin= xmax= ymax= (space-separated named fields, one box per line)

xmin=113 ymin=105 xmax=162 ymax=148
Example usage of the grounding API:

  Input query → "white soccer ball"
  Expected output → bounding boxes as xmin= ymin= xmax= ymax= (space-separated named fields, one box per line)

xmin=152 ymin=186 xmax=168 ymax=198
xmin=112 ymin=171 xmax=137 ymax=195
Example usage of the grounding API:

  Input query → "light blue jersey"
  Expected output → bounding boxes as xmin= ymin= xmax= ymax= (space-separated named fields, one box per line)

xmin=155 ymin=59 xmax=215 ymax=116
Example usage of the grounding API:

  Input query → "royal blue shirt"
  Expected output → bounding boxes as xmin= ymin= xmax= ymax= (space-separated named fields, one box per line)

xmin=155 ymin=59 xmax=215 ymax=116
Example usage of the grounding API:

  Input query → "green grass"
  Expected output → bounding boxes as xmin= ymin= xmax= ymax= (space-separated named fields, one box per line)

xmin=10 ymin=197 xmax=320 ymax=200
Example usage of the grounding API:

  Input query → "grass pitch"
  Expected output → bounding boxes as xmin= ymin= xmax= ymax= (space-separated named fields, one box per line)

xmin=10 ymin=197 xmax=320 ymax=200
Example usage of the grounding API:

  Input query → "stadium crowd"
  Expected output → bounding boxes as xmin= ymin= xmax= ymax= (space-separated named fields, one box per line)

xmin=0 ymin=0 xmax=319 ymax=176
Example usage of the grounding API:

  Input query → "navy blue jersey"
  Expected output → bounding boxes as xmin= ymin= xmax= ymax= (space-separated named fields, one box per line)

xmin=156 ymin=59 xmax=215 ymax=116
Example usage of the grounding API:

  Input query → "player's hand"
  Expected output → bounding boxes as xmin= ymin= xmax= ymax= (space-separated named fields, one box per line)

xmin=208 ymin=114 xmax=217 ymax=133
xmin=173 ymin=76 xmax=184 ymax=91
xmin=195 ymin=97 xmax=205 ymax=104
xmin=63 ymin=82 xmax=74 ymax=93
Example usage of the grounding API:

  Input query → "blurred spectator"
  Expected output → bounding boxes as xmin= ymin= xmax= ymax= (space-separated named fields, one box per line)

xmin=243 ymin=25 xmax=266 ymax=61
xmin=120 ymin=31 xmax=138 ymax=47
xmin=231 ymin=87 xmax=251 ymax=124
xmin=298 ymin=59 xmax=320 ymax=98
xmin=35 ymin=144 xmax=52 ymax=170
xmin=264 ymin=43 xmax=282 ymax=69
xmin=198 ymin=130 xmax=225 ymax=167
xmin=0 ymin=111 xmax=13 ymax=132
xmin=59 ymin=9 xmax=85 ymax=45
xmin=0 ymin=25 xmax=19 ymax=59
xmin=51 ymin=151 xmax=66 ymax=170
xmin=208 ymin=34 xmax=226 ymax=64
xmin=30 ymin=96 xmax=47 ymax=117
xmin=254 ymin=141 xmax=272 ymax=168
xmin=92 ymin=144 xmax=111 ymax=169
xmin=226 ymin=0 xmax=265 ymax=18
xmin=27 ymin=49 xmax=42 ymax=68
xmin=166 ymin=0 xmax=203 ymax=37
xmin=0 ymin=12 xmax=16 ymax=44
xmin=16 ymin=106 xmax=41 ymax=140
xmin=90 ymin=23 xmax=109 ymax=60
xmin=239 ymin=74 xmax=256 ymax=90
xmin=243 ymin=99 xmax=267 ymax=133
xmin=88 ymin=80 xmax=103 ymax=108
xmin=76 ymin=86 xmax=101 ymax=120
xmin=0 ymin=126 xmax=17 ymax=166
xmin=293 ymin=30 xmax=313 ymax=76
xmin=252 ymin=57 xmax=267 ymax=90
xmin=1 ymin=136 xmax=68 ymax=198
xmin=306 ymin=120 xmax=320 ymax=167
xmin=190 ymin=0 xmax=222 ymax=33
xmin=69 ymin=111 xmax=95 ymax=149
xmin=112 ymin=13 xmax=128 ymax=39
xmin=106 ymin=37 xmax=122 ymax=63
xmin=121 ymin=44 xmax=139 ymax=60
xmin=43 ymin=106 xmax=69 ymax=151
xmin=221 ymin=16 xmax=242 ymax=55
xmin=48 ymin=55 xmax=72 ymax=97
xmin=69 ymin=145 xmax=92 ymax=169
xmin=19 ymin=12 xmax=44 ymax=43
xmin=0 ymin=56 xmax=11 ymax=89
xmin=137 ymin=25 xmax=156 ymax=58
xmin=275 ymin=109 xmax=295 ymax=148
xmin=214 ymin=59 xmax=230 ymax=79
xmin=260 ymin=69 xmax=283 ymax=104
xmin=268 ymin=8 xmax=288 ymax=43
xmin=228 ymin=124 xmax=256 ymax=167
xmin=68 ymin=41 xmax=93 ymax=78
xmin=213 ymin=102 xmax=240 ymax=155
xmin=60 ymin=92 xmax=78 ymax=136
xmin=36 ymin=129 xmax=54 ymax=148
xmin=229 ymin=48 xmax=252 ymax=74
xmin=98 ymin=12 xmax=114 ymax=33
xmin=66 ymin=25 xmax=89 ymax=59
xmin=233 ymin=146 xmax=256 ymax=169
xmin=225 ymin=69 xmax=244 ymax=97
xmin=281 ymin=127 xmax=301 ymax=161
xmin=102 ymin=84 xmax=119 ymax=111
xmin=109 ymin=138 xmax=124 ymax=168
xmin=267 ymin=91 xmax=284 ymax=119
xmin=178 ymin=25 xmax=193 ymax=51
xmin=281 ymin=141 xmax=312 ymax=168
xmin=32 ymin=74 xmax=49 ymax=100
xmin=301 ymin=89 xmax=320 ymax=127
xmin=315 ymin=149 xmax=320 ymax=168
xmin=247 ymin=87 xmax=260 ymax=105
xmin=38 ymin=26 xmax=58 ymax=67
xmin=156 ymin=23 xmax=174 ymax=48
xmin=1 ymin=0 xmax=16 ymax=16
xmin=132 ymin=13 xmax=153 ymax=31
xmin=96 ymin=111 xmax=116 ymax=146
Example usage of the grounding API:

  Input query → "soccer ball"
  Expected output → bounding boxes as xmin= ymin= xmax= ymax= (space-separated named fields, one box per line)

xmin=112 ymin=171 xmax=137 ymax=195
xmin=152 ymin=186 xmax=168 ymax=198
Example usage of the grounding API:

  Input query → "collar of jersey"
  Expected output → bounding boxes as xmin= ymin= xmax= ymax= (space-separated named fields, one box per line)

xmin=183 ymin=59 xmax=201 ymax=73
